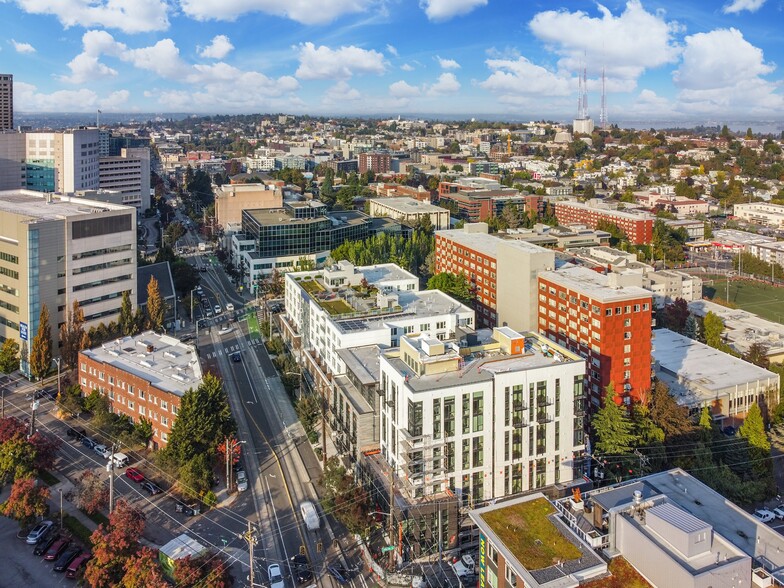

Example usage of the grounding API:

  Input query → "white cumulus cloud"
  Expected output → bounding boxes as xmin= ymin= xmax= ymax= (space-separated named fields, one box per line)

xmin=295 ymin=42 xmax=385 ymax=80
xmin=529 ymin=0 xmax=681 ymax=83
xmin=180 ymin=0 xmax=374 ymax=25
xmin=723 ymin=0 xmax=766 ymax=13
xmin=400 ymin=63 xmax=415 ymax=71
xmin=199 ymin=35 xmax=234 ymax=60
xmin=420 ymin=0 xmax=487 ymax=22
xmin=480 ymin=56 xmax=573 ymax=98
xmin=12 ymin=40 xmax=36 ymax=54
xmin=14 ymin=80 xmax=128 ymax=112
xmin=323 ymin=81 xmax=361 ymax=103
xmin=436 ymin=56 xmax=460 ymax=70
xmin=427 ymin=73 xmax=460 ymax=96
xmin=11 ymin=0 xmax=169 ymax=33
xmin=386 ymin=44 xmax=398 ymax=57
xmin=389 ymin=80 xmax=420 ymax=98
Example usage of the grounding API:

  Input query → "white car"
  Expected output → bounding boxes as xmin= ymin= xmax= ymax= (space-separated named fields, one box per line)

xmin=93 ymin=444 xmax=111 ymax=459
xmin=754 ymin=509 xmax=776 ymax=523
xmin=268 ymin=564 xmax=285 ymax=588
xmin=451 ymin=555 xmax=475 ymax=578
xmin=773 ymin=507 xmax=784 ymax=520
xmin=214 ymin=304 xmax=222 ymax=315
xmin=236 ymin=470 xmax=248 ymax=492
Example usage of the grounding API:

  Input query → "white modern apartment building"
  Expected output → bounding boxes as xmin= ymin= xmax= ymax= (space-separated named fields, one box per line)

xmin=748 ymin=240 xmax=784 ymax=268
xmin=22 ymin=128 xmax=100 ymax=194
xmin=733 ymin=202 xmax=784 ymax=228
xmin=98 ymin=147 xmax=151 ymax=210
xmin=379 ymin=329 xmax=586 ymax=502
xmin=0 ymin=189 xmax=137 ymax=375
xmin=282 ymin=261 xmax=474 ymax=378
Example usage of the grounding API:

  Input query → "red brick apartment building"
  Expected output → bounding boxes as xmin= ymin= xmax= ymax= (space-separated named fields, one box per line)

xmin=537 ymin=266 xmax=653 ymax=408
xmin=554 ymin=201 xmax=654 ymax=245
xmin=438 ymin=187 xmax=542 ymax=222
xmin=435 ymin=225 xmax=554 ymax=331
xmin=78 ymin=332 xmax=203 ymax=448
xmin=358 ymin=152 xmax=391 ymax=174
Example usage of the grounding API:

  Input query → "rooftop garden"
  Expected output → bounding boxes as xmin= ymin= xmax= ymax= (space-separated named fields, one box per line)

xmin=300 ymin=278 xmax=324 ymax=295
xmin=481 ymin=497 xmax=581 ymax=570
xmin=582 ymin=557 xmax=652 ymax=588
xmin=321 ymin=299 xmax=355 ymax=316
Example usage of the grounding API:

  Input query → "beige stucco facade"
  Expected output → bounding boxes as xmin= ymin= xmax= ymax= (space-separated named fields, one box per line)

xmin=214 ymin=183 xmax=283 ymax=227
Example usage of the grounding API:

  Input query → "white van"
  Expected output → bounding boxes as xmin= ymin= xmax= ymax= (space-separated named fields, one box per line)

xmin=226 ymin=303 xmax=235 ymax=312
xmin=112 ymin=452 xmax=130 ymax=468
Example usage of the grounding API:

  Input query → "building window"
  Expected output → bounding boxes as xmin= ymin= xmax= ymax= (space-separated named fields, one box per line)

xmin=139 ymin=390 xmax=145 ymax=400
xmin=128 ymin=401 xmax=134 ymax=410
xmin=624 ymin=332 xmax=632 ymax=340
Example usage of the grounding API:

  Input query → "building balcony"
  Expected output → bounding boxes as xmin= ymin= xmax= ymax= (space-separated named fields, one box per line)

xmin=512 ymin=401 xmax=527 ymax=411
xmin=537 ymin=396 xmax=554 ymax=407
xmin=536 ymin=412 xmax=553 ymax=424
xmin=512 ymin=418 xmax=529 ymax=428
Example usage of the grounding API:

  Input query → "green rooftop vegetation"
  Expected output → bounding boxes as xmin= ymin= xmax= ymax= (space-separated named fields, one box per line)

xmin=481 ymin=497 xmax=581 ymax=570
xmin=321 ymin=299 xmax=354 ymax=315
xmin=300 ymin=279 xmax=324 ymax=295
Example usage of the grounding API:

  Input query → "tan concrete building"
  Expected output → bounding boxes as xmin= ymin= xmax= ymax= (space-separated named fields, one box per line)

xmin=0 ymin=190 xmax=137 ymax=375
xmin=214 ymin=182 xmax=283 ymax=227
xmin=367 ymin=197 xmax=450 ymax=230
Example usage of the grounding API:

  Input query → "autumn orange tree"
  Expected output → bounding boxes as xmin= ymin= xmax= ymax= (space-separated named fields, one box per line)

xmin=1 ymin=477 xmax=50 ymax=528
xmin=121 ymin=546 xmax=166 ymax=588
xmin=75 ymin=469 xmax=109 ymax=515
xmin=173 ymin=553 xmax=231 ymax=588
xmin=84 ymin=500 xmax=146 ymax=588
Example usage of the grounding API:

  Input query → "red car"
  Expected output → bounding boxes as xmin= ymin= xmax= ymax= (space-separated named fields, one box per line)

xmin=65 ymin=552 xmax=92 ymax=579
xmin=43 ymin=537 xmax=71 ymax=561
xmin=125 ymin=467 xmax=144 ymax=483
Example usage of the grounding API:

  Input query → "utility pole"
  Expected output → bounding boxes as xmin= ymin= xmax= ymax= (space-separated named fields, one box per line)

xmin=29 ymin=400 xmax=39 ymax=437
xmin=225 ymin=437 xmax=231 ymax=492
xmin=54 ymin=357 xmax=61 ymax=400
xmin=240 ymin=521 xmax=258 ymax=587
xmin=109 ymin=444 xmax=115 ymax=514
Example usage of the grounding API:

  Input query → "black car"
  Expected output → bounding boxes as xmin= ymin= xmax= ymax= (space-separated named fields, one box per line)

xmin=81 ymin=436 xmax=97 ymax=449
xmin=33 ymin=533 xmax=58 ymax=556
xmin=141 ymin=481 xmax=162 ymax=496
xmin=179 ymin=334 xmax=193 ymax=343
xmin=53 ymin=546 xmax=81 ymax=572
xmin=290 ymin=554 xmax=313 ymax=584
xmin=231 ymin=352 xmax=241 ymax=362
xmin=67 ymin=427 xmax=87 ymax=441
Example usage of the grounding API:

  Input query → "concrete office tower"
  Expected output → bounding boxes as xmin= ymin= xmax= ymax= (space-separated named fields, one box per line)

xmin=0 ymin=189 xmax=137 ymax=375
xmin=57 ymin=128 xmax=100 ymax=193
xmin=0 ymin=132 xmax=25 ymax=191
xmin=0 ymin=74 xmax=12 ymax=130
xmin=99 ymin=147 xmax=151 ymax=210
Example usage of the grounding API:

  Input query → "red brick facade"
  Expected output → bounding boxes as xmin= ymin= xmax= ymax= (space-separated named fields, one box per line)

xmin=434 ymin=233 xmax=498 ymax=328
xmin=536 ymin=275 xmax=652 ymax=407
xmin=78 ymin=351 xmax=181 ymax=447
xmin=554 ymin=202 xmax=653 ymax=245
xmin=358 ymin=152 xmax=391 ymax=174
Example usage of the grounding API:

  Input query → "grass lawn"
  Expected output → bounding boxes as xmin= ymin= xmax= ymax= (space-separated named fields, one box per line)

xmin=582 ymin=557 xmax=652 ymax=588
xmin=63 ymin=514 xmax=93 ymax=545
xmin=246 ymin=310 xmax=260 ymax=337
xmin=480 ymin=497 xmax=581 ymax=570
xmin=703 ymin=277 xmax=784 ymax=323
xmin=39 ymin=470 xmax=59 ymax=486
xmin=320 ymin=299 xmax=354 ymax=316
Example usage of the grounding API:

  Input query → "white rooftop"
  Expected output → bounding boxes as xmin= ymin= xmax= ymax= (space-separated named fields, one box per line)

xmin=652 ymin=328 xmax=778 ymax=396
xmin=712 ymin=229 xmax=776 ymax=246
xmin=0 ymin=189 xmax=133 ymax=221
xmin=540 ymin=266 xmax=652 ymax=302
xmin=82 ymin=331 xmax=203 ymax=397
xmin=368 ymin=197 xmax=445 ymax=214
xmin=435 ymin=228 xmax=551 ymax=258
xmin=688 ymin=299 xmax=784 ymax=357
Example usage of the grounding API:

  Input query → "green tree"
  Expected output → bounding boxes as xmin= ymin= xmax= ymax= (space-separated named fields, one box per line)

xmin=56 ymin=383 xmax=85 ymax=417
xmin=29 ymin=304 xmax=52 ymax=382
xmin=119 ymin=291 xmax=135 ymax=336
xmin=703 ymin=311 xmax=725 ymax=349
xmin=739 ymin=403 xmax=770 ymax=453
xmin=178 ymin=453 xmax=213 ymax=499
xmin=145 ymin=276 xmax=165 ymax=331
xmin=744 ymin=342 xmax=770 ymax=369
xmin=0 ymin=436 xmax=38 ymax=483
xmin=592 ymin=384 xmax=634 ymax=455
xmin=0 ymin=338 xmax=20 ymax=373
xmin=164 ymin=221 xmax=186 ymax=247
xmin=319 ymin=457 xmax=371 ymax=535
xmin=59 ymin=300 xmax=88 ymax=368
xmin=426 ymin=272 xmax=473 ymax=305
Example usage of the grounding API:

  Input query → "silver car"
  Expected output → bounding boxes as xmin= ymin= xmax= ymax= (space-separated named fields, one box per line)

xmin=26 ymin=520 xmax=54 ymax=544
xmin=236 ymin=470 xmax=248 ymax=492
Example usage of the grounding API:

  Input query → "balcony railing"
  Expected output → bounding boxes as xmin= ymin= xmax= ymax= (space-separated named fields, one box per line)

xmin=536 ymin=412 xmax=553 ymax=424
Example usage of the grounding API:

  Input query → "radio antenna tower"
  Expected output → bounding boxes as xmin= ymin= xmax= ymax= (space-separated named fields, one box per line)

xmin=599 ymin=66 xmax=608 ymax=130
xmin=578 ymin=60 xmax=588 ymax=120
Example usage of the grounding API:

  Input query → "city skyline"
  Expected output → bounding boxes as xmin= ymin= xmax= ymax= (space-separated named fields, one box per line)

xmin=2 ymin=0 xmax=783 ymax=122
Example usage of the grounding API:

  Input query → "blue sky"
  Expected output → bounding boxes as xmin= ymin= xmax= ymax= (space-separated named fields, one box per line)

xmin=1 ymin=0 xmax=783 ymax=121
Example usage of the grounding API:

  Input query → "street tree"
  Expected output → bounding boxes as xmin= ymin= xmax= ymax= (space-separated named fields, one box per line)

xmin=319 ymin=457 xmax=371 ymax=535
xmin=85 ymin=500 xmax=146 ymax=588
xmin=29 ymin=303 xmax=53 ymax=381
xmin=28 ymin=431 xmax=61 ymax=471
xmin=57 ymin=383 xmax=85 ymax=417
xmin=75 ymin=469 xmax=109 ymax=515
xmin=145 ymin=276 xmax=165 ymax=331
xmin=0 ymin=436 xmax=38 ymax=483
xmin=121 ymin=547 xmax=166 ymax=588
xmin=59 ymin=300 xmax=88 ymax=368
xmin=591 ymin=384 xmax=634 ymax=455
xmin=0 ymin=416 xmax=27 ymax=442
xmin=1 ymin=477 xmax=49 ymax=528
xmin=739 ymin=403 xmax=770 ymax=453
xmin=0 ymin=338 xmax=19 ymax=373
xmin=173 ymin=553 xmax=231 ymax=588
xmin=119 ymin=291 xmax=135 ymax=336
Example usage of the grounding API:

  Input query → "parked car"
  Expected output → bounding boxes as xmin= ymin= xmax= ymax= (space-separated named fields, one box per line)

xmin=174 ymin=501 xmax=201 ymax=516
xmin=754 ymin=509 xmax=776 ymax=523
xmin=141 ymin=481 xmax=162 ymax=496
xmin=232 ymin=352 xmax=241 ymax=363
xmin=44 ymin=537 xmax=71 ymax=561
xmin=125 ymin=468 xmax=144 ymax=483
xmin=290 ymin=554 xmax=313 ymax=584
xmin=773 ymin=507 xmax=784 ymax=520
xmin=214 ymin=304 xmax=222 ymax=315
xmin=268 ymin=563 xmax=285 ymax=588
xmin=236 ymin=470 xmax=248 ymax=492
xmin=179 ymin=334 xmax=193 ymax=343
xmin=53 ymin=546 xmax=81 ymax=572
xmin=26 ymin=520 xmax=54 ymax=545
xmin=451 ymin=555 xmax=476 ymax=578
xmin=93 ymin=444 xmax=111 ymax=459
xmin=65 ymin=552 xmax=92 ymax=579
xmin=33 ymin=533 xmax=58 ymax=556
xmin=66 ymin=427 xmax=86 ymax=441
xmin=81 ymin=437 xmax=97 ymax=449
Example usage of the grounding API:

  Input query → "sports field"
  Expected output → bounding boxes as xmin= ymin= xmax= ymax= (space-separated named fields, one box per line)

xmin=703 ymin=277 xmax=784 ymax=323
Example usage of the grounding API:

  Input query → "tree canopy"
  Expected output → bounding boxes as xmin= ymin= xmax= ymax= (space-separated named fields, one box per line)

xmin=29 ymin=303 xmax=52 ymax=381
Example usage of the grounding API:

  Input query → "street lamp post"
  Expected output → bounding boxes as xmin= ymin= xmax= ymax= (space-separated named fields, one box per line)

xmin=53 ymin=357 xmax=61 ymax=400
xmin=58 ymin=488 xmax=63 ymax=529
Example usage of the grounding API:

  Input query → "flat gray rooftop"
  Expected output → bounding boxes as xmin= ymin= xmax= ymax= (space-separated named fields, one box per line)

xmin=336 ymin=346 xmax=382 ymax=387
xmin=358 ymin=263 xmax=417 ymax=284
xmin=368 ymin=197 xmax=444 ymax=213
xmin=0 ymin=189 xmax=130 ymax=220
xmin=652 ymin=328 xmax=778 ymax=394
xmin=82 ymin=331 xmax=203 ymax=397
xmin=435 ymin=228 xmax=550 ymax=257
xmin=539 ymin=266 xmax=652 ymax=302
